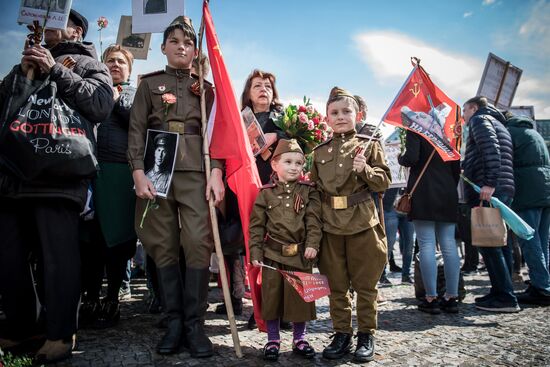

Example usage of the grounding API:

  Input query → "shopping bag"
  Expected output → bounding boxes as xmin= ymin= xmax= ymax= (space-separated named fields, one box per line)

xmin=471 ymin=202 xmax=507 ymax=247
xmin=0 ymin=76 xmax=98 ymax=181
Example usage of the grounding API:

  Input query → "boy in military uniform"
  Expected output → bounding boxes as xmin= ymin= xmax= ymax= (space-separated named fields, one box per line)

xmin=310 ymin=87 xmax=391 ymax=363
xmin=249 ymin=139 xmax=322 ymax=361
xmin=127 ymin=17 xmax=224 ymax=357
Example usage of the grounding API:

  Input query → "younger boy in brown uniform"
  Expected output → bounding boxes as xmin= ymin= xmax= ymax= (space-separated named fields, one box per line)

xmin=310 ymin=87 xmax=391 ymax=362
xmin=127 ymin=18 xmax=224 ymax=357
xmin=249 ymin=139 xmax=322 ymax=361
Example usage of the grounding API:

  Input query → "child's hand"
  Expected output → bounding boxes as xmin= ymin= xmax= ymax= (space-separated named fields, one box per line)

xmin=133 ymin=170 xmax=157 ymax=199
xmin=304 ymin=247 xmax=318 ymax=260
xmin=353 ymin=154 xmax=367 ymax=172
xmin=251 ymin=260 xmax=263 ymax=268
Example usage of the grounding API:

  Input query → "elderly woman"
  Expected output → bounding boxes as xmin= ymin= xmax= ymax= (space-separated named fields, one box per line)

xmin=79 ymin=45 xmax=137 ymax=329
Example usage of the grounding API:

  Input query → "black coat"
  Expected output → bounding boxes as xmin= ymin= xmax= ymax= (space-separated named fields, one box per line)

xmin=462 ymin=106 xmax=515 ymax=205
xmin=254 ymin=109 xmax=287 ymax=184
xmin=0 ymin=41 xmax=113 ymax=210
xmin=398 ymin=130 xmax=460 ymax=222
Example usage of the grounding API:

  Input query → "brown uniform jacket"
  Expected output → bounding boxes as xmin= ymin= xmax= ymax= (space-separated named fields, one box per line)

xmin=249 ymin=180 xmax=322 ymax=270
xmin=309 ymin=130 xmax=391 ymax=235
xmin=127 ymin=66 xmax=222 ymax=172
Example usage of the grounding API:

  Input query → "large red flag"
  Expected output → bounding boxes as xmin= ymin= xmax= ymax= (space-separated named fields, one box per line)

xmin=382 ymin=62 xmax=463 ymax=161
xmin=203 ymin=1 xmax=266 ymax=332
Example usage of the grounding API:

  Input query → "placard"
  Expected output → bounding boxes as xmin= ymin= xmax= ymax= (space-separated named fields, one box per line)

xmin=476 ymin=53 xmax=522 ymax=109
xmin=384 ymin=142 xmax=408 ymax=188
xmin=116 ymin=15 xmax=151 ymax=60
xmin=18 ymin=0 xmax=73 ymax=30
xmin=131 ymin=0 xmax=185 ymax=33
xmin=143 ymin=129 xmax=179 ymax=198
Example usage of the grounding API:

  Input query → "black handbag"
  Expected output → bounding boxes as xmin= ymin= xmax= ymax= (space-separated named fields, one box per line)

xmin=0 ymin=76 xmax=98 ymax=181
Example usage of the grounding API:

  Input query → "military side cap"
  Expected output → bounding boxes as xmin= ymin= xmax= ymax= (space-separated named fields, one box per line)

xmin=170 ymin=16 xmax=195 ymax=32
xmin=69 ymin=9 xmax=88 ymax=39
xmin=327 ymin=86 xmax=358 ymax=106
xmin=154 ymin=133 xmax=169 ymax=146
xmin=272 ymin=139 xmax=304 ymax=158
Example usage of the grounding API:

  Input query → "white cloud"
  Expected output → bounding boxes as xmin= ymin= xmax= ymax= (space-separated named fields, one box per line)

xmin=353 ymin=31 xmax=482 ymax=102
xmin=482 ymin=0 xmax=496 ymax=5
xmin=463 ymin=11 xmax=473 ymax=18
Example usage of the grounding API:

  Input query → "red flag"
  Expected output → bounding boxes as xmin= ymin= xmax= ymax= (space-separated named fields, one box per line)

xmin=203 ymin=1 xmax=265 ymax=331
xmin=382 ymin=64 xmax=463 ymax=161
xmin=278 ymin=270 xmax=331 ymax=303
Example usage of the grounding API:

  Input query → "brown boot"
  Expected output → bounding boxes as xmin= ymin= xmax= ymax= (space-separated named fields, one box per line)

xmin=35 ymin=339 xmax=72 ymax=363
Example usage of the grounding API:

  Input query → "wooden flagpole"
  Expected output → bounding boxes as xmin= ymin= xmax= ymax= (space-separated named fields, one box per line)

xmin=197 ymin=1 xmax=243 ymax=358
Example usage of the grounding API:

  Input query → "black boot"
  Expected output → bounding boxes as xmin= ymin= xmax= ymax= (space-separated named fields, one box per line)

xmin=354 ymin=332 xmax=375 ymax=362
xmin=184 ymin=268 xmax=213 ymax=358
xmin=322 ymin=332 xmax=352 ymax=360
xmin=156 ymin=264 xmax=185 ymax=355
xmin=215 ymin=296 xmax=243 ymax=316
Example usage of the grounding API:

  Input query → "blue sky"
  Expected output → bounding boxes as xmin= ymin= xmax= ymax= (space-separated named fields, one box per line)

xmin=1 ymin=0 xmax=549 ymax=123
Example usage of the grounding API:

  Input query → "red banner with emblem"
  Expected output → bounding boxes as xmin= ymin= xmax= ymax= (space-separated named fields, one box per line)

xmin=278 ymin=270 xmax=331 ymax=302
xmin=382 ymin=61 xmax=463 ymax=161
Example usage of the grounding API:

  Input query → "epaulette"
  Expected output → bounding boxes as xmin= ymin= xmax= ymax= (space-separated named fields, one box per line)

xmin=140 ymin=70 xmax=164 ymax=79
xmin=357 ymin=133 xmax=380 ymax=141
xmin=313 ymin=138 xmax=333 ymax=150
xmin=261 ymin=183 xmax=276 ymax=190
xmin=298 ymin=180 xmax=315 ymax=187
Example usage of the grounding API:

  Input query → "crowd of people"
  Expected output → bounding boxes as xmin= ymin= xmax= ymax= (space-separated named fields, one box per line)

xmin=0 ymin=7 xmax=549 ymax=365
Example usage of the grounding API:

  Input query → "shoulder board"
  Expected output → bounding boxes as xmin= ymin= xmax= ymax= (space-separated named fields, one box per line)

xmin=298 ymin=180 xmax=315 ymax=187
xmin=261 ymin=183 xmax=276 ymax=190
xmin=140 ymin=70 xmax=164 ymax=79
xmin=313 ymin=138 xmax=333 ymax=150
xmin=190 ymin=73 xmax=213 ymax=87
xmin=356 ymin=134 xmax=380 ymax=141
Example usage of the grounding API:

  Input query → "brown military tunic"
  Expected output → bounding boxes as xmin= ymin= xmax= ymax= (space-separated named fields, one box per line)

xmin=249 ymin=180 xmax=322 ymax=322
xmin=310 ymin=130 xmax=391 ymax=334
xmin=127 ymin=66 xmax=221 ymax=269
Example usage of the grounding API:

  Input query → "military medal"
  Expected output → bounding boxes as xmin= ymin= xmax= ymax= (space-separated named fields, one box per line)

xmin=158 ymin=85 xmax=166 ymax=92
xmin=189 ymin=80 xmax=201 ymax=96
xmin=327 ymin=147 xmax=332 ymax=153
xmin=294 ymin=194 xmax=304 ymax=213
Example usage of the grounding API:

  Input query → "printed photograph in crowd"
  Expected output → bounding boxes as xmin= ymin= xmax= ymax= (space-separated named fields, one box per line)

xmin=131 ymin=0 xmax=185 ymax=33
xmin=241 ymin=106 xmax=267 ymax=156
xmin=143 ymin=129 xmax=179 ymax=198
xmin=116 ymin=15 xmax=151 ymax=60
xmin=18 ymin=0 xmax=73 ymax=30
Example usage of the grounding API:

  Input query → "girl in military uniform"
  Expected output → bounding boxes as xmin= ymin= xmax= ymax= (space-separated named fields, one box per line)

xmin=310 ymin=87 xmax=391 ymax=363
xmin=249 ymin=139 xmax=322 ymax=361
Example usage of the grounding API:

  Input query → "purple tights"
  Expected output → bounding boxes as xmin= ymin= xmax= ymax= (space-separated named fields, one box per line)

xmin=266 ymin=319 xmax=307 ymax=347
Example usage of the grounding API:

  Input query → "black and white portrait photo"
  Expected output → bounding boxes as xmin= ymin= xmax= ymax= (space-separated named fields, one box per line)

xmin=143 ymin=0 xmax=166 ymax=14
xmin=143 ymin=130 xmax=178 ymax=198
xmin=131 ymin=0 xmax=184 ymax=33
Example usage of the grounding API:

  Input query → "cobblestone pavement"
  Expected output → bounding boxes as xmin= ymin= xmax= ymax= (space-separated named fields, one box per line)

xmin=51 ymin=268 xmax=549 ymax=367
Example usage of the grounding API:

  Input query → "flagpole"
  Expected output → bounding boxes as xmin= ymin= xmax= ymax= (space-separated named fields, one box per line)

xmin=198 ymin=1 xmax=243 ymax=358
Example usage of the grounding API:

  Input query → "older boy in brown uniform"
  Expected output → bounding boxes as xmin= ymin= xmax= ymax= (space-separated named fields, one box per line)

xmin=127 ymin=18 xmax=224 ymax=357
xmin=310 ymin=87 xmax=391 ymax=362
xmin=249 ymin=139 xmax=322 ymax=361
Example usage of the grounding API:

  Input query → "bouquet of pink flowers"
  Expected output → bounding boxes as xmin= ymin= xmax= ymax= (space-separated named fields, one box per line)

xmin=274 ymin=97 xmax=331 ymax=155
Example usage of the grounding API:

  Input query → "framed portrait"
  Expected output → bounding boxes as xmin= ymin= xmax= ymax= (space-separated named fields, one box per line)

xmin=143 ymin=129 xmax=179 ymax=198
xmin=18 ymin=0 xmax=73 ymax=30
xmin=131 ymin=0 xmax=185 ymax=33
xmin=116 ymin=15 xmax=152 ymax=60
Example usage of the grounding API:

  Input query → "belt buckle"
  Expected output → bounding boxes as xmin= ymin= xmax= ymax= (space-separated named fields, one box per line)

xmin=168 ymin=121 xmax=185 ymax=134
xmin=331 ymin=196 xmax=348 ymax=210
xmin=282 ymin=243 xmax=298 ymax=257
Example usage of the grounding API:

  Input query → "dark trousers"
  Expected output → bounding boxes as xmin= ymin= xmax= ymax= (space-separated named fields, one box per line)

xmin=457 ymin=204 xmax=479 ymax=270
xmin=80 ymin=218 xmax=136 ymax=301
xmin=0 ymin=198 xmax=81 ymax=340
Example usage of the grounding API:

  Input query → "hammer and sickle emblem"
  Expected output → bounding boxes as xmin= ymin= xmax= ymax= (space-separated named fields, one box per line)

xmin=409 ymin=83 xmax=421 ymax=98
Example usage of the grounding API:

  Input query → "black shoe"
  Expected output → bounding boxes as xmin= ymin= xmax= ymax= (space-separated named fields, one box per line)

xmin=354 ymin=332 xmax=374 ymax=363
xmin=418 ymin=299 xmax=441 ymax=314
xmin=184 ymin=268 xmax=213 ymax=358
xmin=475 ymin=298 xmax=521 ymax=313
xmin=516 ymin=287 xmax=550 ymax=306
xmin=292 ymin=340 xmax=315 ymax=359
xmin=322 ymin=332 xmax=352 ymax=360
xmin=389 ymin=259 xmax=402 ymax=273
xmin=263 ymin=341 xmax=280 ymax=361
xmin=93 ymin=299 xmax=120 ymax=329
xmin=401 ymin=275 xmax=413 ymax=285
xmin=247 ymin=314 xmax=257 ymax=330
xmin=280 ymin=320 xmax=292 ymax=330
xmin=78 ymin=299 xmax=101 ymax=328
xmin=474 ymin=293 xmax=495 ymax=303
xmin=214 ymin=298 xmax=243 ymax=316
xmin=378 ymin=274 xmax=393 ymax=287
xmin=156 ymin=265 xmax=185 ymax=355
xmin=440 ymin=298 xmax=459 ymax=314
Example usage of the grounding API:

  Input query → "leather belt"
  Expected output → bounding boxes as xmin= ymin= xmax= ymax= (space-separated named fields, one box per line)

xmin=265 ymin=234 xmax=303 ymax=257
xmin=323 ymin=189 xmax=371 ymax=210
xmin=168 ymin=121 xmax=201 ymax=135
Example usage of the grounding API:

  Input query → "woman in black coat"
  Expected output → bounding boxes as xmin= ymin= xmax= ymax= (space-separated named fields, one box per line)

xmin=399 ymin=130 xmax=461 ymax=314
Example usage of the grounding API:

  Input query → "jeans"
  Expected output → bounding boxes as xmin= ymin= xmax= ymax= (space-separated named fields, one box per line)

xmin=517 ymin=207 xmax=550 ymax=294
xmin=384 ymin=209 xmax=415 ymax=277
xmin=413 ymin=220 xmax=460 ymax=298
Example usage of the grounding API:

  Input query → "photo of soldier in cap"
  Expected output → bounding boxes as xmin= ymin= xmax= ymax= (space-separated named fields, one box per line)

xmin=144 ymin=0 xmax=167 ymax=14
xmin=143 ymin=130 xmax=178 ymax=198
